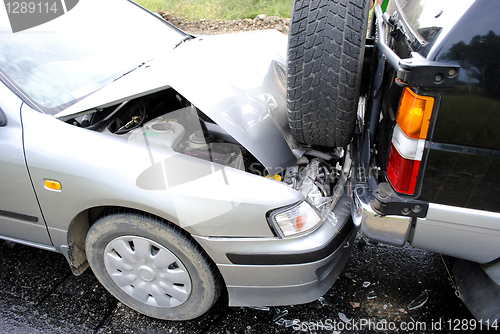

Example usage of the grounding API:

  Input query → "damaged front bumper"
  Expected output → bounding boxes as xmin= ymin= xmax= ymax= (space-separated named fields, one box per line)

xmin=192 ymin=157 xmax=355 ymax=307
xmin=192 ymin=189 xmax=355 ymax=307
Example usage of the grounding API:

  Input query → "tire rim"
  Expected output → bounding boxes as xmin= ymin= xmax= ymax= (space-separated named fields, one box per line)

xmin=104 ymin=236 xmax=192 ymax=308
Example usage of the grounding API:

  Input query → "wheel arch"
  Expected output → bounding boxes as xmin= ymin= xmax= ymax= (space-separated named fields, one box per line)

xmin=64 ymin=205 xmax=225 ymax=292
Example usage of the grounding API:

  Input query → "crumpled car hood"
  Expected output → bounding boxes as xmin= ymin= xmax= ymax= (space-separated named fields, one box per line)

xmin=167 ymin=30 xmax=307 ymax=173
xmin=56 ymin=30 xmax=306 ymax=174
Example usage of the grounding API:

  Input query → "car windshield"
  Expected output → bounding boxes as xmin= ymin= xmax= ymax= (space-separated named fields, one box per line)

xmin=0 ymin=0 xmax=187 ymax=114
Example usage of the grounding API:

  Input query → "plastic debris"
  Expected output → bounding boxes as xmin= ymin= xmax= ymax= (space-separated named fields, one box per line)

xmin=363 ymin=281 xmax=371 ymax=288
xmin=367 ymin=290 xmax=377 ymax=299
xmin=317 ymin=296 xmax=331 ymax=307
xmin=273 ymin=308 xmax=288 ymax=322
xmin=350 ymin=302 xmax=360 ymax=308
xmin=274 ymin=318 xmax=295 ymax=328
xmin=339 ymin=312 xmax=352 ymax=323
xmin=249 ymin=306 xmax=270 ymax=311
xmin=408 ymin=290 xmax=429 ymax=310
xmin=275 ymin=318 xmax=285 ymax=326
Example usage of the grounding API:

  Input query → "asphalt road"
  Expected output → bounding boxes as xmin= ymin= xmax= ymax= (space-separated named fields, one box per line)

xmin=0 ymin=235 xmax=475 ymax=334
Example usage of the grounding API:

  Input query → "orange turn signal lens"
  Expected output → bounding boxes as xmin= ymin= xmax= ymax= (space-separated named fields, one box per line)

xmin=397 ymin=88 xmax=434 ymax=140
xmin=45 ymin=179 xmax=62 ymax=191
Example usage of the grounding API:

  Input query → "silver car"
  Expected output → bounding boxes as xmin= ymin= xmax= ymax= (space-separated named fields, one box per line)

xmin=0 ymin=0 xmax=355 ymax=320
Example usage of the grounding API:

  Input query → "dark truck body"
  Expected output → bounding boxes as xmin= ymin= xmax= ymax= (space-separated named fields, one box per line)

xmin=353 ymin=0 xmax=500 ymax=321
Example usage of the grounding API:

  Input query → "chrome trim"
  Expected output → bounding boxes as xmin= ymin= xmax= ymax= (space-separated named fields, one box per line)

xmin=351 ymin=103 xmax=412 ymax=247
xmin=351 ymin=185 xmax=412 ymax=246
xmin=0 ymin=234 xmax=56 ymax=252
xmin=429 ymin=141 xmax=500 ymax=158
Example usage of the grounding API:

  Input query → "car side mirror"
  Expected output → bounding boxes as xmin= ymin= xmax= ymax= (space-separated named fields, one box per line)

xmin=0 ymin=108 xmax=6 ymax=127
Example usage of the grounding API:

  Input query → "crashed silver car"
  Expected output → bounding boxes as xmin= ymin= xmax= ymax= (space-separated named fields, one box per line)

xmin=0 ymin=0 xmax=357 ymax=320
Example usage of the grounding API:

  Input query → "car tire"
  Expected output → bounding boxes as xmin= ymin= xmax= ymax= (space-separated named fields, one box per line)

xmin=287 ymin=0 xmax=370 ymax=147
xmin=85 ymin=211 xmax=222 ymax=320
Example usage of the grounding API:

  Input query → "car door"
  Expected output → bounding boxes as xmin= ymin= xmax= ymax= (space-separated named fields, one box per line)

xmin=0 ymin=80 xmax=52 ymax=246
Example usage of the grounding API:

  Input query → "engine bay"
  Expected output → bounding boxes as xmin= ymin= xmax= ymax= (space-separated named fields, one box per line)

xmin=68 ymin=88 xmax=346 ymax=207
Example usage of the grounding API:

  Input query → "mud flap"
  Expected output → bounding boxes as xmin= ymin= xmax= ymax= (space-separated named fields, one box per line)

xmin=454 ymin=259 xmax=500 ymax=322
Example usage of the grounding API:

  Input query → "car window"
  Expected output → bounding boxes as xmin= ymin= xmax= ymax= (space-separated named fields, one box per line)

xmin=392 ymin=0 xmax=475 ymax=52
xmin=0 ymin=0 xmax=187 ymax=114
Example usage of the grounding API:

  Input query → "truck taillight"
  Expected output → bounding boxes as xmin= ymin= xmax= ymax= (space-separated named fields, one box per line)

xmin=387 ymin=88 xmax=435 ymax=195
xmin=396 ymin=88 xmax=434 ymax=139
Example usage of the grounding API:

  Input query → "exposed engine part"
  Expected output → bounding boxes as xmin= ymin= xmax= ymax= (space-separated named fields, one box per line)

xmin=151 ymin=122 xmax=174 ymax=132
xmin=284 ymin=159 xmax=334 ymax=195
xmin=88 ymin=100 xmax=130 ymax=132
xmin=114 ymin=104 xmax=146 ymax=134
xmin=80 ymin=113 xmax=93 ymax=127
xmin=73 ymin=88 xmax=345 ymax=179
xmin=188 ymin=129 xmax=214 ymax=148
xmin=304 ymin=149 xmax=333 ymax=160
xmin=282 ymin=158 xmax=344 ymax=215
xmin=76 ymin=89 xmax=187 ymax=135
xmin=88 ymin=90 xmax=249 ymax=172
xmin=297 ymin=160 xmax=321 ymax=196
xmin=127 ymin=115 xmax=186 ymax=149
xmin=304 ymin=147 xmax=344 ymax=161
xmin=283 ymin=166 xmax=298 ymax=188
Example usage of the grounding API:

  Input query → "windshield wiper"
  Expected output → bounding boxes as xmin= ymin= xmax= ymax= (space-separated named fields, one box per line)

xmin=174 ymin=35 xmax=194 ymax=49
xmin=113 ymin=59 xmax=154 ymax=82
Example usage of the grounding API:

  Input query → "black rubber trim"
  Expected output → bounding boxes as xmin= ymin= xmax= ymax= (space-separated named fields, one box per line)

xmin=0 ymin=209 xmax=38 ymax=223
xmin=226 ymin=218 xmax=354 ymax=266
xmin=430 ymin=142 xmax=500 ymax=159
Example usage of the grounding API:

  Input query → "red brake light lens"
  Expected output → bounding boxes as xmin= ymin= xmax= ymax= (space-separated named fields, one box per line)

xmin=387 ymin=143 xmax=421 ymax=194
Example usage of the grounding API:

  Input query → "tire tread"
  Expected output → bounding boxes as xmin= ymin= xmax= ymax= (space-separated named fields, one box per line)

xmin=287 ymin=0 xmax=369 ymax=147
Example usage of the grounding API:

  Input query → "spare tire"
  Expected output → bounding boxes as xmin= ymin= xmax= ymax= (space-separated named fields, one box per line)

xmin=287 ymin=0 xmax=370 ymax=148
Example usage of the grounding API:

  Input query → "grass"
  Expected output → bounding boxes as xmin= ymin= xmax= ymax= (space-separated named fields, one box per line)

xmin=135 ymin=0 xmax=293 ymax=20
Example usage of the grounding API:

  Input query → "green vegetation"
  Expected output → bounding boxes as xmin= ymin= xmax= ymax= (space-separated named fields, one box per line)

xmin=135 ymin=0 xmax=293 ymax=20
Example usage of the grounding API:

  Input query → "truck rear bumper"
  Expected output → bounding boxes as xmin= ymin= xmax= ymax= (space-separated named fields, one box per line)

xmin=350 ymin=134 xmax=413 ymax=246
xmin=351 ymin=185 xmax=412 ymax=246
